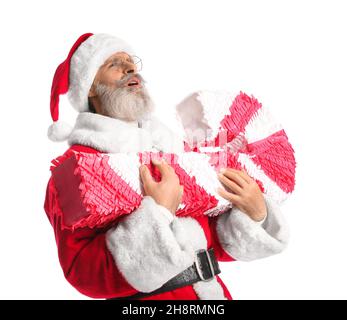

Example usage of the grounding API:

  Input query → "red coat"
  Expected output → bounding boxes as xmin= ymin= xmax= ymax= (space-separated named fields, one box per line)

xmin=44 ymin=113 xmax=289 ymax=300
xmin=44 ymin=144 xmax=236 ymax=300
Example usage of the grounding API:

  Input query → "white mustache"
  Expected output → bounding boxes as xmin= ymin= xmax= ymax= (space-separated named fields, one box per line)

xmin=115 ymin=73 xmax=146 ymax=87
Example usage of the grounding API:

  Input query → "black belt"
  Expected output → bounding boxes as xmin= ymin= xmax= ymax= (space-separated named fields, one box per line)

xmin=109 ymin=247 xmax=221 ymax=300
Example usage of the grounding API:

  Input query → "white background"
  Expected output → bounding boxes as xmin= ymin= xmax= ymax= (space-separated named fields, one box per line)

xmin=0 ymin=0 xmax=346 ymax=300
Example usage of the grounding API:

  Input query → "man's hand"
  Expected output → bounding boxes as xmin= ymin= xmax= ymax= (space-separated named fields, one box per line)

xmin=140 ymin=159 xmax=183 ymax=215
xmin=217 ymin=168 xmax=267 ymax=222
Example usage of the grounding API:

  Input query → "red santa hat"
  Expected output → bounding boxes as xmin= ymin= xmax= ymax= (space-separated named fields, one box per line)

xmin=48 ymin=33 xmax=136 ymax=141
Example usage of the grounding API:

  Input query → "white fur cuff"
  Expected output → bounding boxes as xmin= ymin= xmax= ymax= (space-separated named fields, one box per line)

xmin=106 ymin=196 xmax=204 ymax=292
xmin=157 ymin=204 xmax=175 ymax=223
xmin=216 ymin=194 xmax=290 ymax=261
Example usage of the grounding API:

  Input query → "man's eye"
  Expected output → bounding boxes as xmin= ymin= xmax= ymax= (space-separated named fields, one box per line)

xmin=109 ymin=59 xmax=132 ymax=68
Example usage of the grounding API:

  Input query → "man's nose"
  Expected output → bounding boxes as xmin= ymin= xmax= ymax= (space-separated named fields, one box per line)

xmin=123 ymin=62 xmax=136 ymax=74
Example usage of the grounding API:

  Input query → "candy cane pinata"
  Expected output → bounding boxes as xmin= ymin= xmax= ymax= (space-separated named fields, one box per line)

xmin=51 ymin=91 xmax=296 ymax=230
xmin=177 ymin=90 xmax=296 ymax=203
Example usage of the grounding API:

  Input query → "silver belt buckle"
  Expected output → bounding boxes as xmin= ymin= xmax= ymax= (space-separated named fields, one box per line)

xmin=194 ymin=249 xmax=215 ymax=282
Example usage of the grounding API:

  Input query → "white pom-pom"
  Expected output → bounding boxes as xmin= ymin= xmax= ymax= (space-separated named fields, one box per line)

xmin=47 ymin=120 xmax=73 ymax=142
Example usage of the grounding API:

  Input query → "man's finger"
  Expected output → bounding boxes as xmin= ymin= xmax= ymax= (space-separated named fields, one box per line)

xmin=220 ymin=168 xmax=248 ymax=187
xmin=218 ymin=173 xmax=243 ymax=195
xmin=140 ymin=165 xmax=156 ymax=188
xmin=238 ymin=168 xmax=253 ymax=183
xmin=217 ymin=187 xmax=241 ymax=205
xmin=152 ymin=159 xmax=173 ymax=178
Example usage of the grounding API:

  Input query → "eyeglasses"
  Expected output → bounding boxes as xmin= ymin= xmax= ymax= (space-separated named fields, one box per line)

xmin=131 ymin=55 xmax=143 ymax=72
xmin=109 ymin=55 xmax=143 ymax=72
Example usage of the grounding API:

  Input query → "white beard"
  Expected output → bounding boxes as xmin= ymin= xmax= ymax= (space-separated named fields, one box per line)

xmin=95 ymin=80 xmax=155 ymax=122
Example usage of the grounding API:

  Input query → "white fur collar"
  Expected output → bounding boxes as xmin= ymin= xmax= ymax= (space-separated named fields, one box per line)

xmin=68 ymin=112 xmax=184 ymax=153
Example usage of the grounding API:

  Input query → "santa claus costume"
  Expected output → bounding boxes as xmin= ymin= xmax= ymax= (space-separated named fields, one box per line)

xmin=44 ymin=33 xmax=291 ymax=300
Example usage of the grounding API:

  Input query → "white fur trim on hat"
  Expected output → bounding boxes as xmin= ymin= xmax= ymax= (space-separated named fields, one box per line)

xmin=67 ymin=33 xmax=136 ymax=112
xmin=47 ymin=120 xmax=73 ymax=142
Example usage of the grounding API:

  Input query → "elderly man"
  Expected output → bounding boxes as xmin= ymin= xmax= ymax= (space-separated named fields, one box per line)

xmin=44 ymin=33 xmax=289 ymax=300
